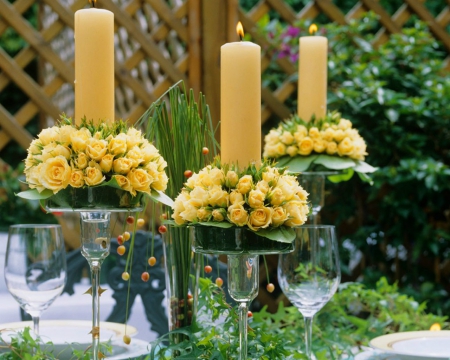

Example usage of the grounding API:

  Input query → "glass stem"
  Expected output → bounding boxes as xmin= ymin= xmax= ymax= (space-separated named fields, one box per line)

xmin=91 ymin=262 xmax=101 ymax=360
xmin=32 ymin=316 xmax=39 ymax=336
xmin=304 ymin=316 xmax=314 ymax=359
xmin=238 ymin=302 xmax=249 ymax=360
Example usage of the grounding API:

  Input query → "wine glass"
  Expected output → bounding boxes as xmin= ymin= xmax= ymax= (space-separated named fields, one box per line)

xmin=4 ymin=224 xmax=67 ymax=336
xmin=278 ymin=225 xmax=341 ymax=359
xmin=297 ymin=173 xmax=326 ymax=225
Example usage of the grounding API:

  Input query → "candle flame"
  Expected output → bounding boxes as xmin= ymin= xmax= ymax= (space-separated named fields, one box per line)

xmin=309 ymin=24 xmax=318 ymax=35
xmin=430 ymin=323 xmax=441 ymax=331
xmin=236 ymin=22 xmax=244 ymax=41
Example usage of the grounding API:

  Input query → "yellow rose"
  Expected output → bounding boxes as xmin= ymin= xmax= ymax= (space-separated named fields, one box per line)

xmin=333 ymin=129 xmax=345 ymax=142
xmin=108 ymin=133 xmax=128 ymax=156
xmin=229 ymin=189 xmax=245 ymax=205
xmin=247 ymin=189 xmax=266 ymax=208
xmin=256 ymin=180 xmax=270 ymax=194
xmin=280 ymin=131 xmax=294 ymax=145
xmin=345 ymin=128 xmax=359 ymax=140
xmin=180 ymin=202 xmax=198 ymax=223
xmin=126 ymin=128 xmax=143 ymax=149
xmin=196 ymin=168 xmax=213 ymax=187
xmin=268 ymin=187 xmax=285 ymax=206
xmin=264 ymin=129 xmax=281 ymax=145
xmin=298 ymin=137 xmax=313 ymax=156
xmin=26 ymin=164 xmax=45 ymax=193
xmin=69 ymin=169 xmax=84 ymax=188
xmin=338 ymin=118 xmax=352 ymax=130
xmin=263 ymin=144 xmax=281 ymax=158
xmin=226 ymin=170 xmax=239 ymax=188
xmin=276 ymin=176 xmax=297 ymax=201
xmin=28 ymin=139 xmax=42 ymax=155
xmin=39 ymin=156 xmax=71 ymax=193
xmin=209 ymin=167 xmax=225 ymax=186
xmin=272 ymin=207 xmax=288 ymax=227
xmin=227 ymin=203 xmax=249 ymax=227
xmin=212 ymin=208 xmax=226 ymax=222
xmin=113 ymin=174 xmax=133 ymax=193
xmin=262 ymin=167 xmax=280 ymax=184
xmin=286 ymin=145 xmax=298 ymax=157
xmin=296 ymin=186 xmax=309 ymax=201
xmin=189 ymin=186 xmax=209 ymax=207
xmin=313 ymin=139 xmax=327 ymax=153
xmin=127 ymin=146 xmax=144 ymax=168
xmin=295 ymin=125 xmax=308 ymax=138
xmin=86 ymin=138 xmax=108 ymax=161
xmin=337 ymin=137 xmax=354 ymax=157
xmin=127 ymin=168 xmax=153 ymax=195
xmin=208 ymin=185 xmax=229 ymax=208
xmin=141 ymin=142 xmax=159 ymax=163
xmin=351 ymin=138 xmax=367 ymax=161
xmin=57 ymin=125 xmax=76 ymax=145
xmin=93 ymin=131 xmax=103 ymax=140
xmin=248 ymin=207 xmax=273 ymax=231
xmin=152 ymin=172 xmax=168 ymax=192
xmin=309 ymin=127 xmax=320 ymax=139
xmin=197 ymin=207 xmax=212 ymax=222
xmin=283 ymin=200 xmax=308 ymax=227
xmin=173 ymin=191 xmax=190 ymax=214
xmin=41 ymin=143 xmax=71 ymax=162
xmin=113 ymin=157 xmax=133 ymax=175
xmin=84 ymin=162 xmax=105 ymax=186
xmin=99 ymin=154 xmax=114 ymax=173
xmin=73 ymin=152 xmax=89 ymax=170
xmin=38 ymin=127 xmax=58 ymax=146
xmin=326 ymin=141 xmax=338 ymax=155
xmin=70 ymin=128 xmax=92 ymax=153
xmin=236 ymin=175 xmax=253 ymax=194
xmin=321 ymin=127 xmax=335 ymax=142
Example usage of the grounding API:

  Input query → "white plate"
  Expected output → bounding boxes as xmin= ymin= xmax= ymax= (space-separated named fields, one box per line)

xmin=370 ymin=330 xmax=450 ymax=360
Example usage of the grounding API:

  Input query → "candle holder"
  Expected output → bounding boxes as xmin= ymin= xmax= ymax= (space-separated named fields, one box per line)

xmin=45 ymin=188 xmax=143 ymax=360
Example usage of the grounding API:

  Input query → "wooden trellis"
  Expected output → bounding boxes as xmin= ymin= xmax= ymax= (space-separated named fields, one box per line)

xmin=1 ymin=0 xmax=450 ymax=156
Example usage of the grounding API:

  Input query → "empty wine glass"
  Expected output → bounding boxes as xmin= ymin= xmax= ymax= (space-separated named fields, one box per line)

xmin=278 ymin=225 xmax=341 ymax=359
xmin=4 ymin=224 xmax=67 ymax=336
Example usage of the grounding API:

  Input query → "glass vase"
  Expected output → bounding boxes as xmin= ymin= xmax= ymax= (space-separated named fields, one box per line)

xmin=162 ymin=225 xmax=199 ymax=345
xmin=297 ymin=172 xmax=330 ymax=225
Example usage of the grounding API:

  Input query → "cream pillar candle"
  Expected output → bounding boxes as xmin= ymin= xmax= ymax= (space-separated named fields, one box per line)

xmin=297 ymin=25 xmax=328 ymax=122
xmin=75 ymin=1 xmax=114 ymax=125
xmin=221 ymin=22 xmax=261 ymax=167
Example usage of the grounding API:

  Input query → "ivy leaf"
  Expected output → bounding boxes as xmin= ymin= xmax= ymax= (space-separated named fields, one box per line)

xmin=327 ymin=168 xmax=354 ymax=183
xmin=353 ymin=160 xmax=378 ymax=173
xmin=15 ymin=189 xmax=53 ymax=200
xmin=256 ymin=226 xmax=295 ymax=243
xmin=313 ymin=155 xmax=356 ymax=170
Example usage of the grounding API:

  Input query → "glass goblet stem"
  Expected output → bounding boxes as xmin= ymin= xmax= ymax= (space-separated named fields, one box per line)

xmin=238 ymin=302 xmax=250 ymax=360
xmin=304 ymin=315 xmax=314 ymax=359
xmin=90 ymin=262 xmax=101 ymax=359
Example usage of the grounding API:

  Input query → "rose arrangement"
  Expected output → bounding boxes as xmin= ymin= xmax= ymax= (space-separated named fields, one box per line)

xmin=18 ymin=115 xmax=171 ymax=205
xmin=263 ymin=111 xmax=377 ymax=183
xmin=170 ymin=158 xmax=309 ymax=241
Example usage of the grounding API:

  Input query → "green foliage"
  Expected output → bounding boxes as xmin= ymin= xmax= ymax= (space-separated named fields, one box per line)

xmin=148 ymin=277 xmax=447 ymax=359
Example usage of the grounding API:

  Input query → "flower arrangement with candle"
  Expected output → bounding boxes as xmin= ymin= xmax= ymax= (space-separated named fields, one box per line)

xmin=18 ymin=115 xmax=170 ymax=207
xmin=263 ymin=111 xmax=377 ymax=183
xmin=170 ymin=158 xmax=309 ymax=241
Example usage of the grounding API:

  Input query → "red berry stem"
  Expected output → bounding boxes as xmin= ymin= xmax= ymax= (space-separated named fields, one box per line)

xmin=263 ymin=255 xmax=271 ymax=284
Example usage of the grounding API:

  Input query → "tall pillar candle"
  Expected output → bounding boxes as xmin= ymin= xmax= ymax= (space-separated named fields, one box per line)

xmin=297 ymin=26 xmax=328 ymax=122
xmin=220 ymin=24 xmax=261 ymax=167
xmin=75 ymin=5 xmax=114 ymax=125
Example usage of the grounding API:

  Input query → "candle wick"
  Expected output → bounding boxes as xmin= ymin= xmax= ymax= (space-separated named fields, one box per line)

xmin=239 ymin=34 xmax=243 ymax=41
xmin=90 ymin=0 xmax=96 ymax=8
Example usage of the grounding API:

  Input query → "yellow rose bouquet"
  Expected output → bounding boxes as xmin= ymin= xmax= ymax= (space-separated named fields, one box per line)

xmin=263 ymin=111 xmax=377 ymax=183
xmin=169 ymin=158 xmax=309 ymax=246
xmin=17 ymin=115 xmax=172 ymax=209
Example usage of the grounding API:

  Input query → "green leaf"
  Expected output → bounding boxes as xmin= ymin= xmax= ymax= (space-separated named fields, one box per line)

xmin=357 ymin=171 xmax=374 ymax=185
xmin=282 ymin=155 xmax=318 ymax=172
xmin=256 ymin=226 xmax=296 ymax=243
xmin=197 ymin=221 xmax=234 ymax=228
xmin=353 ymin=160 xmax=378 ymax=173
xmin=313 ymin=155 xmax=356 ymax=170
xmin=15 ymin=189 xmax=53 ymax=200
xmin=327 ymin=168 xmax=354 ymax=183
xmin=274 ymin=156 xmax=293 ymax=167
xmin=148 ymin=189 xmax=174 ymax=207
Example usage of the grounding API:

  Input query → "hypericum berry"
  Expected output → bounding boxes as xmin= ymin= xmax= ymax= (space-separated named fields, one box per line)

xmin=266 ymin=283 xmax=275 ymax=293
xmin=117 ymin=235 xmax=124 ymax=245
xmin=184 ymin=170 xmax=193 ymax=178
xmin=123 ymin=334 xmax=131 ymax=345
xmin=215 ymin=277 xmax=223 ymax=287
xmin=117 ymin=245 xmax=126 ymax=256
xmin=158 ymin=225 xmax=167 ymax=234
xmin=248 ymin=311 xmax=253 ymax=318
xmin=122 ymin=272 xmax=130 ymax=281
xmin=202 ymin=147 xmax=209 ymax=155
xmin=126 ymin=216 xmax=135 ymax=225
xmin=141 ymin=272 xmax=150 ymax=282
xmin=123 ymin=231 xmax=131 ymax=241
xmin=137 ymin=218 xmax=145 ymax=227
xmin=148 ymin=256 xmax=157 ymax=266
xmin=204 ymin=265 xmax=212 ymax=273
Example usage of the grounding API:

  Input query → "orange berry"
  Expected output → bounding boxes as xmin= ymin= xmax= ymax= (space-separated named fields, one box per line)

xmin=122 ymin=272 xmax=130 ymax=281
xmin=137 ymin=218 xmax=145 ymax=227
xmin=248 ymin=311 xmax=253 ymax=318
xmin=202 ymin=147 xmax=209 ymax=155
xmin=158 ymin=225 xmax=167 ymax=234
xmin=117 ymin=235 xmax=124 ymax=245
xmin=141 ymin=272 xmax=150 ymax=282
xmin=126 ymin=216 xmax=135 ymax=225
xmin=161 ymin=213 xmax=168 ymax=220
xmin=184 ymin=170 xmax=193 ymax=178
xmin=204 ymin=265 xmax=212 ymax=273
xmin=123 ymin=231 xmax=131 ymax=241
xmin=266 ymin=283 xmax=275 ymax=293
xmin=215 ymin=277 xmax=223 ymax=287
xmin=117 ymin=245 xmax=126 ymax=256
xmin=123 ymin=334 xmax=131 ymax=345
xmin=148 ymin=256 xmax=157 ymax=266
